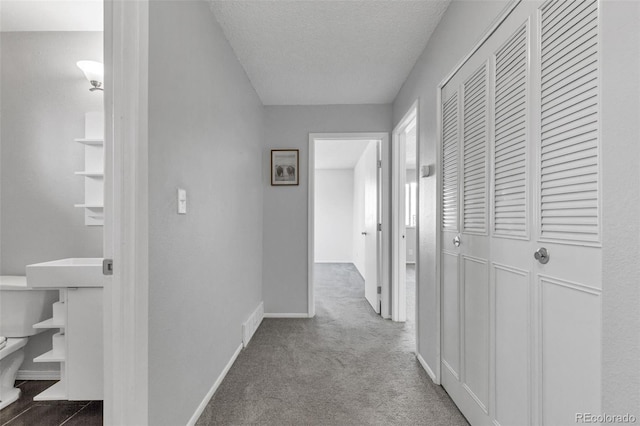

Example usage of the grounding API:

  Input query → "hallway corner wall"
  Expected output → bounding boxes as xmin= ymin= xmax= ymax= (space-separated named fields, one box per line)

xmin=147 ymin=2 xmax=264 ymax=425
xmin=391 ymin=0 xmax=510 ymax=378
xmin=263 ymin=105 xmax=392 ymax=314
xmin=600 ymin=0 xmax=640 ymax=415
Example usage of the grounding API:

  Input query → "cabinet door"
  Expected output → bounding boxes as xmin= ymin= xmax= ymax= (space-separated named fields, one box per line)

xmin=66 ymin=288 xmax=104 ymax=400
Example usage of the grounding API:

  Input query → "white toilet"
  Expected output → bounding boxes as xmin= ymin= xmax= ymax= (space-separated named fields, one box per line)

xmin=0 ymin=276 xmax=58 ymax=410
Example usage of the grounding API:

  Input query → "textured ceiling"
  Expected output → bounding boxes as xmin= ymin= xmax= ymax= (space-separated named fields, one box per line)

xmin=209 ymin=0 xmax=450 ymax=105
xmin=1 ymin=0 xmax=103 ymax=32
xmin=315 ymin=140 xmax=372 ymax=170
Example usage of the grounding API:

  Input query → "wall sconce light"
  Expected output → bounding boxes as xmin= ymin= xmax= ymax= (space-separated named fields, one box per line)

xmin=76 ymin=60 xmax=104 ymax=92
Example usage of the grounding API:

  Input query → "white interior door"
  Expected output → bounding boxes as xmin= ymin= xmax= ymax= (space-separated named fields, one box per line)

xmin=440 ymin=1 xmax=602 ymax=425
xmin=392 ymin=124 xmax=409 ymax=322
xmin=364 ymin=141 xmax=380 ymax=313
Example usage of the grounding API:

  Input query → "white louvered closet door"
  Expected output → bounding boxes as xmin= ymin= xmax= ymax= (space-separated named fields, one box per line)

xmin=439 ymin=1 xmax=602 ymax=425
xmin=534 ymin=0 xmax=602 ymax=424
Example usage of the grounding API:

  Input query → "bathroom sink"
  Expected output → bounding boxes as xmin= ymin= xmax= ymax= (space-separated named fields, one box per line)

xmin=26 ymin=258 xmax=104 ymax=288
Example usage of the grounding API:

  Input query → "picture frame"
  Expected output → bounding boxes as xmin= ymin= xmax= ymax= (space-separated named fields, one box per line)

xmin=271 ymin=149 xmax=299 ymax=186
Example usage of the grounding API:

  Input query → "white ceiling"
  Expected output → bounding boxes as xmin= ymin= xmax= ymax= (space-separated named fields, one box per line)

xmin=209 ymin=0 xmax=450 ymax=105
xmin=1 ymin=0 xmax=103 ymax=32
xmin=315 ymin=140 xmax=372 ymax=170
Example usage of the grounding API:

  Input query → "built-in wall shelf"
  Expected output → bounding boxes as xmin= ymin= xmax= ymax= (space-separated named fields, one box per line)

xmin=34 ymin=381 xmax=67 ymax=401
xmin=33 ymin=318 xmax=65 ymax=329
xmin=34 ymin=349 xmax=66 ymax=363
xmin=74 ymin=138 xmax=103 ymax=146
xmin=32 ymin=288 xmax=103 ymax=401
xmin=74 ymin=204 xmax=104 ymax=209
xmin=74 ymin=171 xmax=104 ymax=178
xmin=75 ymin=112 xmax=104 ymax=226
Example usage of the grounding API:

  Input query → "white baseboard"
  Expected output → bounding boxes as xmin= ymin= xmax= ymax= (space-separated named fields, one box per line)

xmin=242 ymin=301 xmax=264 ymax=348
xmin=313 ymin=261 xmax=353 ymax=264
xmin=417 ymin=353 xmax=437 ymax=383
xmin=263 ymin=313 xmax=310 ymax=318
xmin=187 ymin=343 xmax=243 ymax=426
xmin=16 ymin=370 xmax=61 ymax=381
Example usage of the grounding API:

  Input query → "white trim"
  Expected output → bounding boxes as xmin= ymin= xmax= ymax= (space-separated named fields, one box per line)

xmin=416 ymin=354 xmax=437 ymax=383
xmin=103 ymin=0 xmax=149 ymax=424
xmin=391 ymin=101 xmax=418 ymax=324
xmin=263 ymin=313 xmax=310 ymax=319
xmin=308 ymin=133 xmax=391 ymax=320
xmin=16 ymin=370 xmax=61 ymax=381
xmin=313 ymin=260 xmax=355 ymax=264
xmin=186 ymin=343 xmax=243 ymax=426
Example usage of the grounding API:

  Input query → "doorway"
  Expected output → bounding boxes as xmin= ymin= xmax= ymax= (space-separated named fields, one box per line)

xmin=308 ymin=133 xmax=390 ymax=318
xmin=392 ymin=103 xmax=418 ymax=331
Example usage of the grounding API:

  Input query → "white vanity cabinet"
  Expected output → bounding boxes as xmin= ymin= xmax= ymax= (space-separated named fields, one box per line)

xmin=32 ymin=288 xmax=103 ymax=401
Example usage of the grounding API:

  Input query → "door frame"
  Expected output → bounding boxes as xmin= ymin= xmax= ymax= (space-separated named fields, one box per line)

xmin=103 ymin=0 xmax=149 ymax=424
xmin=308 ymin=132 xmax=391 ymax=318
xmin=433 ymin=0 xmax=523 ymax=386
xmin=391 ymin=101 xmax=419 ymax=324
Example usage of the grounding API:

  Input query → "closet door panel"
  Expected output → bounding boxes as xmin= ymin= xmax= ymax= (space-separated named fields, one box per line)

xmin=494 ymin=265 xmax=530 ymax=426
xmin=536 ymin=1 xmax=602 ymax=424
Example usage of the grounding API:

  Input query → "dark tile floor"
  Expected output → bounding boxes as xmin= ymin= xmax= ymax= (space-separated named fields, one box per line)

xmin=0 ymin=381 xmax=102 ymax=426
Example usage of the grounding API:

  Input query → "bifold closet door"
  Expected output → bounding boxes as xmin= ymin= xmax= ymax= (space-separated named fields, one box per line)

xmin=535 ymin=0 xmax=602 ymax=423
xmin=439 ymin=1 xmax=602 ymax=425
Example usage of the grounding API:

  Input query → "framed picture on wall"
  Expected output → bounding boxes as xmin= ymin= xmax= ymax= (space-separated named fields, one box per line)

xmin=271 ymin=149 xmax=299 ymax=186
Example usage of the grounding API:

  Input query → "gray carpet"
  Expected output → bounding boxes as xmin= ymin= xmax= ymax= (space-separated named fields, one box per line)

xmin=196 ymin=263 xmax=468 ymax=425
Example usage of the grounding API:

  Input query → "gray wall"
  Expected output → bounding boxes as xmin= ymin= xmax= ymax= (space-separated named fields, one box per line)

xmin=147 ymin=2 xmax=264 ymax=425
xmin=601 ymin=0 xmax=640 ymax=415
xmin=392 ymin=0 xmax=510 ymax=375
xmin=263 ymin=105 xmax=392 ymax=314
xmin=0 ymin=31 xmax=103 ymax=373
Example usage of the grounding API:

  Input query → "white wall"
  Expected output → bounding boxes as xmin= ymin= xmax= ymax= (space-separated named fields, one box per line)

xmin=601 ymin=0 xmax=640 ymax=414
xmin=392 ymin=0 xmax=511 ymax=377
xmin=314 ymin=169 xmax=354 ymax=263
xmin=406 ymin=168 xmax=417 ymax=263
xmin=0 ymin=31 xmax=103 ymax=374
xmin=352 ymin=150 xmax=368 ymax=277
xmin=147 ymin=2 xmax=263 ymax=425
xmin=263 ymin=105 xmax=392 ymax=314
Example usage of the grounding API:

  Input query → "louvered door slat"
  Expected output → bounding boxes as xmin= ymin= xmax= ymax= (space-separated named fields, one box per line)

xmin=462 ymin=64 xmax=488 ymax=234
xmin=442 ymin=92 xmax=459 ymax=231
xmin=540 ymin=0 xmax=599 ymax=243
xmin=493 ymin=23 xmax=528 ymax=238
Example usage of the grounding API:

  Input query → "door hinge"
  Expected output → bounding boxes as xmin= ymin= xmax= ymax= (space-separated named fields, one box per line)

xmin=377 ymin=160 xmax=382 ymax=169
xmin=377 ymin=286 xmax=382 ymax=294
xmin=377 ymin=223 xmax=382 ymax=232
xmin=103 ymin=259 xmax=113 ymax=276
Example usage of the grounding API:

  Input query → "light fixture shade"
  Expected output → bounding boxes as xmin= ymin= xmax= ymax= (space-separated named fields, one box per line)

xmin=77 ymin=60 xmax=104 ymax=91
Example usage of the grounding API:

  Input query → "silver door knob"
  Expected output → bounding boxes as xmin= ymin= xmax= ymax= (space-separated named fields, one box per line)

xmin=453 ymin=235 xmax=461 ymax=247
xmin=534 ymin=247 xmax=549 ymax=264
xmin=361 ymin=232 xmax=367 ymax=236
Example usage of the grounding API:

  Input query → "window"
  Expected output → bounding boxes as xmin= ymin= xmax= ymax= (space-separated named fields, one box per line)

xmin=405 ymin=182 xmax=417 ymax=227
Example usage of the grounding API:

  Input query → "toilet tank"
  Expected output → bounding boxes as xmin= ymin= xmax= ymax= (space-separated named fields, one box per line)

xmin=0 ymin=276 xmax=59 ymax=337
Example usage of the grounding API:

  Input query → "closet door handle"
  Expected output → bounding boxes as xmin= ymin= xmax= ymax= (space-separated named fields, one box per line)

xmin=453 ymin=235 xmax=461 ymax=247
xmin=534 ymin=247 xmax=549 ymax=264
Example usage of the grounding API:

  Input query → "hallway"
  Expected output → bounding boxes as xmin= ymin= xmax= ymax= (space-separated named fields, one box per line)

xmin=196 ymin=263 xmax=467 ymax=425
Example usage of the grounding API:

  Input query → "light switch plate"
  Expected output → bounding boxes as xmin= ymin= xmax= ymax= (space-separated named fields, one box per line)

xmin=177 ymin=188 xmax=187 ymax=214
